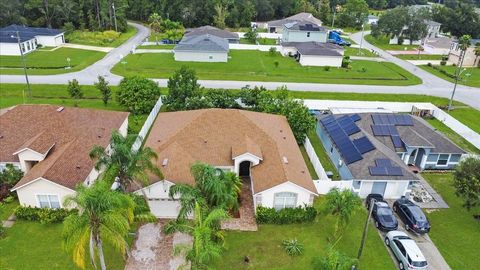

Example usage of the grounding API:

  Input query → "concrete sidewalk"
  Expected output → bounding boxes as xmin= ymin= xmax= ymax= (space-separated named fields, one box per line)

xmin=61 ymin=43 xmax=114 ymax=52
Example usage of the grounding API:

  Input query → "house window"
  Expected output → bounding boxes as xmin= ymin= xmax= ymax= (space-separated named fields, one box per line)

xmin=37 ymin=195 xmax=60 ymax=209
xmin=307 ymin=32 xmax=310 ymax=37
xmin=273 ymin=192 xmax=297 ymax=210
xmin=209 ymin=55 xmax=213 ymax=59
xmin=427 ymin=154 xmax=438 ymax=162
xmin=449 ymin=154 xmax=461 ymax=163
xmin=330 ymin=146 xmax=333 ymax=153
xmin=21 ymin=43 xmax=25 ymax=52
xmin=437 ymin=154 xmax=449 ymax=166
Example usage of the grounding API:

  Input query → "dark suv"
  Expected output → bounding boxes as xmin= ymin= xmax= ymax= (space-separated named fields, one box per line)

xmin=393 ymin=197 xmax=431 ymax=234
xmin=365 ymin=193 xmax=385 ymax=209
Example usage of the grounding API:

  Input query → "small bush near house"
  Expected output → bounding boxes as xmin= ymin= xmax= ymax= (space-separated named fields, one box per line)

xmin=269 ymin=47 xmax=277 ymax=56
xmin=14 ymin=206 xmax=77 ymax=224
xmin=256 ymin=206 xmax=317 ymax=224
xmin=440 ymin=60 xmax=447 ymax=66
xmin=341 ymin=56 xmax=351 ymax=68
xmin=324 ymin=66 xmax=331 ymax=71
xmin=282 ymin=239 xmax=304 ymax=256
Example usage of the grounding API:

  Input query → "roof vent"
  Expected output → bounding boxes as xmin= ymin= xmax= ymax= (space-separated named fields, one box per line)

xmin=97 ymin=135 xmax=102 ymax=138
xmin=76 ymin=165 xmax=81 ymax=169
xmin=283 ymin=136 xmax=286 ymax=140
xmin=57 ymin=107 xmax=64 ymax=112
xmin=162 ymin=158 xmax=168 ymax=167
xmin=157 ymin=139 xmax=161 ymax=142
xmin=204 ymin=140 xmax=208 ymax=144
xmin=0 ymin=135 xmax=3 ymax=139
xmin=283 ymin=156 xmax=288 ymax=164
xmin=280 ymin=129 xmax=283 ymax=133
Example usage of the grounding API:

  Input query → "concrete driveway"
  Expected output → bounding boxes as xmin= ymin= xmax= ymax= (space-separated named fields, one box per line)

xmin=376 ymin=211 xmax=451 ymax=270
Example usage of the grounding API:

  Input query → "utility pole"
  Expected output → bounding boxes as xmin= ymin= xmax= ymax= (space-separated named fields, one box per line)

xmin=448 ymin=49 xmax=466 ymax=112
xmin=15 ymin=31 xmax=32 ymax=100
xmin=112 ymin=1 xmax=118 ymax=32
xmin=358 ymin=24 xmax=365 ymax=55
xmin=358 ymin=198 xmax=375 ymax=259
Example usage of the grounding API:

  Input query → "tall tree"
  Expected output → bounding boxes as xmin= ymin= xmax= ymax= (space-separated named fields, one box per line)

xmin=453 ymin=156 xmax=480 ymax=210
xmin=404 ymin=16 xmax=427 ymax=45
xmin=67 ymin=79 xmax=83 ymax=106
xmin=94 ymin=75 xmax=111 ymax=106
xmin=312 ymin=246 xmax=358 ymax=270
xmin=324 ymin=188 xmax=362 ymax=238
xmin=63 ymin=181 xmax=134 ymax=270
xmin=213 ymin=3 xmax=228 ymax=29
xmin=337 ymin=0 xmax=369 ymax=29
xmin=89 ymin=130 xmax=163 ymax=192
xmin=148 ymin=12 xmax=162 ymax=32
xmin=318 ymin=0 xmax=332 ymax=25
xmin=164 ymin=66 xmax=203 ymax=111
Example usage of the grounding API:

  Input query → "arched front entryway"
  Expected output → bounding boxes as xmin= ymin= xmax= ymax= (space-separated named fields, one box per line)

xmin=239 ymin=161 xmax=251 ymax=177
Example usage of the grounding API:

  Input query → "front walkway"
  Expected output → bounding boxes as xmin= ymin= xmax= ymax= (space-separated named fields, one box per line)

xmin=125 ymin=221 xmax=192 ymax=270
xmin=61 ymin=43 xmax=114 ymax=52
xmin=221 ymin=176 xmax=258 ymax=231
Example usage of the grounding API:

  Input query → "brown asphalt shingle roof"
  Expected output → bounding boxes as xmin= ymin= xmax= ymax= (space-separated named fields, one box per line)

xmin=144 ymin=109 xmax=316 ymax=194
xmin=0 ymin=105 xmax=129 ymax=190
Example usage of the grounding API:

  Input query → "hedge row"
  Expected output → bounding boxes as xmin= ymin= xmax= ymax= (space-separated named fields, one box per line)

xmin=14 ymin=206 xmax=77 ymax=224
xmin=256 ymin=206 xmax=317 ymax=224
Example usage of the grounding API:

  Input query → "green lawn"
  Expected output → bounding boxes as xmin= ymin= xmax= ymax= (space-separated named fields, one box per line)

xmin=65 ymin=26 xmax=137 ymax=47
xmin=344 ymin=47 xmax=377 ymax=57
xmin=0 ymin=84 xmax=146 ymax=134
xmin=396 ymin=54 xmax=444 ymax=61
xmin=426 ymin=118 xmax=480 ymax=154
xmin=422 ymin=173 xmax=480 ymax=270
xmin=365 ymin=35 xmax=418 ymax=51
xmin=299 ymin=145 xmax=319 ymax=179
xmin=307 ymin=130 xmax=340 ymax=180
xmin=0 ymin=221 xmax=132 ymax=270
xmin=239 ymin=38 xmax=278 ymax=45
xmin=0 ymin=48 xmax=105 ymax=75
xmin=0 ymin=200 xmax=19 ymax=221
xmin=112 ymin=50 xmax=421 ymax=85
xmin=137 ymin=44 xmax=175 ymax=49
xmin=419 ymin=65 xmax=480 ymax=88
xmin=209 ymin=197 xmax=395 ymax=269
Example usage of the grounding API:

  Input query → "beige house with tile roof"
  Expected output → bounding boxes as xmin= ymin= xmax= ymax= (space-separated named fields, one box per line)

xmin=134 ymin=109 xmax=317 ymax=218
xmin=0 ymin=105 xmax=129 ymax=208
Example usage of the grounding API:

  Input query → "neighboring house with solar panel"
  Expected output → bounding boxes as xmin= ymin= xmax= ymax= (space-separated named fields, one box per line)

xmin=282 ymin=21 xmax=328 ymax=43
xmin=0 ymin=24 xmax=65 ymax=56
xmin=315 ymin=113 xmax=466 ymax=198
xmin=266 ymin=12 xmax=323 ymax=33
xmin=173 ymin=34 xmax=229 ymax=62
xmin=281 ymin=41 xmax=344 ymax=67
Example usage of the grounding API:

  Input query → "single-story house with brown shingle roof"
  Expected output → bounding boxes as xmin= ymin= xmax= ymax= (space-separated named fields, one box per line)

xmin=0 ymin=105 xmax=129 ymax=208
xmin=134 ymin=109 xmax=317 ymax=218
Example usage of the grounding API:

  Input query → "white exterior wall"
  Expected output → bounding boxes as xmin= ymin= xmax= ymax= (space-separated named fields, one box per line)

xmin=174 ymin=51 xmax=228 ymax=62
xmin=229 ymin=44 xmax=281 ymax=52
xmin=423 ymin=44 xmax=450 ymax=55
xmin=36 ymin=34 xmax=64 ymax=47
xmin=0 ymin=39 xmax=36 ymax=56
xmin=254 ymin=181 xmax=315 ymax=209
xmin=16 ymin=149 xmax=47 ymax=172
xmin=282 ymin=29 xmax=328 ymax=43
xmin=299 ymin=55 xmax=342 ymax=67
xmin=233 ymin=153 xmax=260 ymax=174
xmin=389 ymin=37 xmax=421 ymax=45
xmin=15 ymin=178 xmax=76 ymax=208
xmin=354 ymin=180 xmax=410 ymax=199
xmin=119 ymin=117 xmax=128 ymax=137
xmin=281 ymin=46 xmax=297 ymax=56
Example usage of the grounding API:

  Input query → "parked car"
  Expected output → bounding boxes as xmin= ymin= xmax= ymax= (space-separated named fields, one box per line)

xmin=393 ymin=197 xmax=431 ymax=234
xmin=385 ymin=231 xmax=428 ymax=270
xmin=365 ymin=193 xmax=385 ymax=209
xmin=372 ymin=201 xmax=398 ymax=231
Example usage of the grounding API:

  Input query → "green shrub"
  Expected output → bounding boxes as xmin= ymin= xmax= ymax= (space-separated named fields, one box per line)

xmin=256 ymin=206 xmax=317 ymax=224
xmin=3 ymin=196 xmax=14 ymax=203
xmin=282 ymin=239 xmax=304 ymax=256
xmin=269 ymin=47 xmax=277 ymax=56
xmin=117 ymin=76 xmax=161 ymax=114
xmin=341 ymin=56 xmax=351 ymax=68
xmin=440 ymin=60 xmax=446 ymax=66
xmin=274 ymin=61 xmax=279 ymax=68
xmin=324 ymin=66 xmax=331 ymax=71
xmin=14 ymin=206 xmax=77 ymax=224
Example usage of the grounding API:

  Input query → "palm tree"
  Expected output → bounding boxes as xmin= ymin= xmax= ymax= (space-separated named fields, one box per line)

xmin=148 ymin=12 xmax=162 ymax=33
xmin=89 ymin=130 xmax=163 ymax=192
xmin=312 ymin=246 xmax=358 ymax=270
xmin=169 ymin=162 xmax=242 ymax=220
xmin=164 ymin=202 xmax=228 ymax=269
xmin=62 ymin=181 xmax=135 ymax=270
xmin=324 ymin=188 xmax=362 ymax=238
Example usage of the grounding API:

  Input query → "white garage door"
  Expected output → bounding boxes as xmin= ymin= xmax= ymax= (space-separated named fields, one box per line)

xmin=55 ymin=35 xmax=64 ymax=46
xmin=147 ymin=200 xmax=181 ymax=218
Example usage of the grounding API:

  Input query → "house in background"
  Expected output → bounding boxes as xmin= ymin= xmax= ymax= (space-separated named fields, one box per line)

xmin=184 ymin=25 xmax=239 ymax=44
xmin=0 ymin=24 xmax=65 ymax=56
xmin=282 ymin=21 xmax=328 ymax=43
xmin=389 ymin=20 xmax=442 ymax=45
xmin=315 ymin=113 xmax=466 ymax=198
xmin=266 ymin=12 xmax=322 ymax=33
xmin=134 ymin=109 xmax=317 ymax=218
xmin=281 ymin=41 xmax=344 ymax=67
xmin=448 ymin=39 xmax=480 ymax=67
xmin=422 ymin=37 xmax=453 ymax=55
xmin=0 ymin=105 xmax=129 ymax=208
xmin=173 ymin=34 xmax=229 ymax=62
xmin=366 ymin=15 xmax=379 ymax=25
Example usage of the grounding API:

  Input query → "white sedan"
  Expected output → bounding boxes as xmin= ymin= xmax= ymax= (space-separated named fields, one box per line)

xmin=385 ymin=231 xmax=428 ymax=270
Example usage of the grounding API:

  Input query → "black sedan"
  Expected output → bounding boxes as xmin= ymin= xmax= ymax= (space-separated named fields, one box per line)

xmin=365 ymin=193 xmax=386 ymax=209
xmin=393 ymin=197 xmax=431 ymax=234
xmin=372 ymin=201 xmax=398 ymax=231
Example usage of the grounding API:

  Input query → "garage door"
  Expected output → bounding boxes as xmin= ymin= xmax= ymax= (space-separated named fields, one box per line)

xmin=147 ymin=199 xmax=181 ymax=218
xmin=55 ymin=35 xmax=63 ymax=45
xmin=372 ymin=182 xmax=387 ymax=196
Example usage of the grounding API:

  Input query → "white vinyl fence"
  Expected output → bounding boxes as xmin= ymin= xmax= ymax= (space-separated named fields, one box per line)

xmin=229 ymin=43 xmax=281 ymax=52
xmin=131 ymin=97 xmax=163 ymax=152
xmin=236 ymin=32 xmax=282 ymax=39
xmin=304 ymin=137 xmax=329 ymax=180
xmin=314 ymin=179 xmax=353 ymax=195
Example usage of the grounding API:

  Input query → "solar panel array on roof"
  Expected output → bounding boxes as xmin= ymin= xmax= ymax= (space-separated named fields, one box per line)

xmin=371 ymin=125 xmax=399 ymax=136
xmin=350 ymin=114 xmax=361 ymax=122
xmin=337 ymin=115 xmax=361 ymax=135
xmin=353 ymin=137 xmax=375 ymax=154
xmin=320 ymin=115 xmax=363 ymax=164
xmin=372 ymin=114 xmax=413 ymax=126
xmin=391 ymin=135 xmax=403 ymax=148
xmin=299 ymin=24 xmax=320 ymax=31
xmin=369 ymin=158 xmax=403 ymax=176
